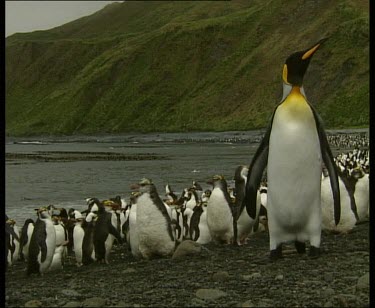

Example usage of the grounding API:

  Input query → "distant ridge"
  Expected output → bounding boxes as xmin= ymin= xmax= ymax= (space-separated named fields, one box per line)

xmin=5 ymin=0 xmax=369 ymax=136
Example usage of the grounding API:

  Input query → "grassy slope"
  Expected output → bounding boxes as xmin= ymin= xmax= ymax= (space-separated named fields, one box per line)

xmin=5 ymin=0 xmax=369 ymax=136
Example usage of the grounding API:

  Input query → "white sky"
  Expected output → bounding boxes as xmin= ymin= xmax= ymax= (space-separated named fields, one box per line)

xmin=5 ymin=1 xmax=122 ymax=37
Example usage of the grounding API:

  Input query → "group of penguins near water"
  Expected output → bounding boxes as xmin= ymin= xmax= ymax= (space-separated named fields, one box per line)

xmin=5 ymin=38 xmax=371 ymax=275
xmin=5 ymin=145 xmax=369 ymax=276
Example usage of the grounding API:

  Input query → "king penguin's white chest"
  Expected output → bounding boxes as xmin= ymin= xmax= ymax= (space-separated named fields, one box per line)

xmin=268 ymin=89 xmax=322 ymax=227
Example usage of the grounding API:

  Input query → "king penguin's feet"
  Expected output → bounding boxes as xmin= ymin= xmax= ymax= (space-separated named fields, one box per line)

xmin=308 ymin=246 xmax=320 ymax=258
xmin=270 ymin=245 xmax=283 ymax=261
xmin=295 ymin=241 xmax=306 ymax=254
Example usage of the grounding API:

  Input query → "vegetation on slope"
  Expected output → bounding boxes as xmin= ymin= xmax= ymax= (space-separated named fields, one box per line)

xmin=5 ymin=0 xmax=369 ymax=136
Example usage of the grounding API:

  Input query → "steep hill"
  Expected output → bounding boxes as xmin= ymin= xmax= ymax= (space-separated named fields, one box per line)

xmin=5 ymin=0 xmax=369 ymax=136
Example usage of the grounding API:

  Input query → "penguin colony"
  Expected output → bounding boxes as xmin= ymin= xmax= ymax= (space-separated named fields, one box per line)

xmin=6 ymin=40 xmax=370 ymax=272
xmin=6 ymin=144 xmax=369 ymax=272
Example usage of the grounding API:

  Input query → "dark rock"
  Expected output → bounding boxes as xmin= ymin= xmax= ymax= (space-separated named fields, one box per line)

xmin=212 ymin=271 xmax=230 ymax=281
xmin=82 ymin=297 xmax=106 ymax=307
xmin=122 ymin=268 xmax=137 ymax=274
xmin=195 ymin=288 xmax=227 ymax=301
xmin=63 ymin=302 xmax=82 ymax=308
xmin=239 ymin=299 xmax=255 ymax=307
xmin=172 ymin=240 xmax=201 ymax=259
xmin=356 ymin=272 xmax=369 ymax=291
xmin=324 ymin=272 xmax=334 ymax=282
xmin=321 ymin=287 xmax=335 ymax=297
xmin=61 ymin=289 xmax=81 ymax=297
xmin=257 ymin=298 xmax=274 ymax=307
xmin=275 ymin=274 xmax=284 ymax=280
xmin=324 ymin=301 xmax=333 ymax=307
xmin=24 ymin=300 xmax=43 ymax=307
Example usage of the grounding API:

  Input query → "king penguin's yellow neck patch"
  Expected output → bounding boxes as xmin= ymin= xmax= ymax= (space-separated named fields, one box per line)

xmin=282 ymin=64 xmax=289 ymax=84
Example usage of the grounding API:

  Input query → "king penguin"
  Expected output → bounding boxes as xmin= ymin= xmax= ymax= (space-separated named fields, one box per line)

xmin=131 ymin=178 xmax=175 ymax=259
xmin=27 ymin=207 xmax=57 ymax=275
xmin=244 ymin=38 xmax=340 ymax=260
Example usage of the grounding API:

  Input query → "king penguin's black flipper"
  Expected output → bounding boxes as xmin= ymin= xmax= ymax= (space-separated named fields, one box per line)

xmin=310 ymin=105 xmax=341 ymax=225
xmin=244 ymin=113 xmax=275 ymax=219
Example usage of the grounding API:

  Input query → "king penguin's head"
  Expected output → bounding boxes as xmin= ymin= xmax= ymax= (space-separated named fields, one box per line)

xmin=282 ymin=38 xmax=328 ymax=87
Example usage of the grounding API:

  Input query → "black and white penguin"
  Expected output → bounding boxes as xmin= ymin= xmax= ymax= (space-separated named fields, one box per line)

xmin=131 ymin=178 xmax=175 ymax=259
xmin=189 ymin=203 xmax=212 ymax=245
xmin=86 ymin=198 xmax=123 ymax=264
xmin=244 ymin=39 xmax=340 ymax=259
xmin=81 ymin=211 xmax=97 ymax=265
xmin=48 ymin=243 xmax=68 ymax=271
xmin=52 ymin=215 xmax=68 ymax=267
xmin=104 ymin=197 xmax=127 ymax=243
xmin=192 ymin=180 xmax=203 ymax=192
xmin=257 ymin=182 xmax=269 ymax=232
xmin=321 ymin=169 xmax=356 ymax=233
xmin=182 ymin=206 xmax=194 ymax=240
xmin=6 ymin=218 xmax=21 ymax=263
xmin=71 ymin=210 xmax=85 ymax=267
xmin=165 ymin=184 xmax=179 ymax=205
xmin=6 ymin=217 xmax=20 ymax=268
xmin=185 ymin=188 xmax=200 ymax=211
xmin=232 ymin=165 xmax=261 ymax=245
xmin=109 ymin=196 xmax=127 ymax=239
xmin=127 ymin=191 xmax=142 ymax=258
xmin=181 ymin=188 xmax=200 ymax=239
xmin=206 ymin=175 xmax=234 ymax=244
xmin=351 ymin=166 xmax=369 ymax=222
xmin=170 ymin=205 xmax=184 ymax=243
xmin=67 ymin=208 xmax=81 ymax=255
xmin=20 ymin=218 xmax=35 ymax=262
xmin=201 ymin=189 xmax=212 ymax=203
xmin=27 ymin=207 xmax=56 ymax=275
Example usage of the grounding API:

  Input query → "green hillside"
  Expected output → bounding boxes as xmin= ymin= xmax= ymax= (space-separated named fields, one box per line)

xmin=5 ymin=0 xmax=369 ymax=136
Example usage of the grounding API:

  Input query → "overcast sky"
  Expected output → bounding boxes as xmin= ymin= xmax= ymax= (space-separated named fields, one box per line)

xmin=5 ymin=1 xmax=122 ymax=37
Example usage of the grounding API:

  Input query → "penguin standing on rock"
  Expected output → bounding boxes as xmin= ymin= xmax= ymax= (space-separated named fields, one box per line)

xmin=27 ymin=207 xmax=56 ymax=275
xmin=244 ymin=38 xmax=340 ymax=260
xmin=131 ymin=178 xmax=175 ymax=259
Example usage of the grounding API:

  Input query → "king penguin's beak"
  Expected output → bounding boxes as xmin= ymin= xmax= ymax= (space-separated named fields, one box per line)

xmin=302 ymin=37 xmax=328 ymax=60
